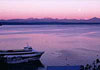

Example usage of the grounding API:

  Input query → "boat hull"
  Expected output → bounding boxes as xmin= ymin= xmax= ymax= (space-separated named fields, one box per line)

xmin=0 ymin=52 xmax=44 ymax=64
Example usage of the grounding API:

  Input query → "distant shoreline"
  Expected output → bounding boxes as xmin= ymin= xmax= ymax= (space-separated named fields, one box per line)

xmin=1 ymin=22 xmax=100 ymax=25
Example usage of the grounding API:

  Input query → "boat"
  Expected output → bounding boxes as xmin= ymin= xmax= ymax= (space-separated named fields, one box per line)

xmin=0 ymin=44 xmax=44 ymax=64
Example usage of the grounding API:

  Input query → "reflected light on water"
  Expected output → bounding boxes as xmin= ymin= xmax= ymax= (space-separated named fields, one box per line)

xmin=0 ymin=25 xmax=100 ymax=66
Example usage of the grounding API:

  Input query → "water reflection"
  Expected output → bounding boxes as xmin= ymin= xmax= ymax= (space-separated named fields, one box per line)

xmin=0 ymin=25 xmax=100 ymax=66
xmin=0 ymin=60 xmax=44 ymax=70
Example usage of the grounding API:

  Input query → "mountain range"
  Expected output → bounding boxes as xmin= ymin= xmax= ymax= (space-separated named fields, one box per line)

xmin=0 ymin=17 xmax=100 ymax=25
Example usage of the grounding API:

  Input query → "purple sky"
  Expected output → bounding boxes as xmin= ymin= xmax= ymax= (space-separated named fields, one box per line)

xmin=0 ymin=0 xmax=100 ymax=19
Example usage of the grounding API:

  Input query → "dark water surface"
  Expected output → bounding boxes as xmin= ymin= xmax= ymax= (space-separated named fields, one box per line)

xmin=0 ymin=60 xmax=44 ymax=70
xmin=0 ymin=25 xmax=100 ymax=70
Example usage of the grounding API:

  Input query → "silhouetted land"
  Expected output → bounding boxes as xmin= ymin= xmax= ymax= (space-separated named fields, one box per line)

xmin=1 ymin=17 xmax=100 ymax=25
xmin=0 ymin=22 xmax=100 ymax=25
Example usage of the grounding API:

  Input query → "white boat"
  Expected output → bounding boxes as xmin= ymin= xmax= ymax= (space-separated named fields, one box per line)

xmin=0 ymin=44 xmax=44 ymax=64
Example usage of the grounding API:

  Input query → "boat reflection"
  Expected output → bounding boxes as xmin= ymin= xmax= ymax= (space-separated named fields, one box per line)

xmin=0 ymin=60 xmax=44 ymax=70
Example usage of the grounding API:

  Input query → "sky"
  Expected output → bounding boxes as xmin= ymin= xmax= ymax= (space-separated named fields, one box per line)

xmin=0 ymin=0 xmax=100 ymax=19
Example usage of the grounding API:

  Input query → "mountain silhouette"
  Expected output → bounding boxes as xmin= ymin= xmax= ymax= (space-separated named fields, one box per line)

xmin=0 ymin=17 xmax=100 ymax=25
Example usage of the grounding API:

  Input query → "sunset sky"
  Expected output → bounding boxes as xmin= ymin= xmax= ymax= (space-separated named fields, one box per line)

xmin=0 ymin=0 xmax=100 ymax=19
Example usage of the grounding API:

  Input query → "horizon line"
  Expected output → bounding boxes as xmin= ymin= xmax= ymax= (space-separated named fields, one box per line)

xmin=0 ymin=17 xmax=100 ymax=20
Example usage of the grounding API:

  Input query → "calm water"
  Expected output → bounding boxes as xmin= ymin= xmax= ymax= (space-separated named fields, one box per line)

xmin=0 ymin=25 xmax=100 ymax=69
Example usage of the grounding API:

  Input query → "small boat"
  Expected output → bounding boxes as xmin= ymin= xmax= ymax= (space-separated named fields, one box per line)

xmin=0 ymin=44 xmax=44 ymax=64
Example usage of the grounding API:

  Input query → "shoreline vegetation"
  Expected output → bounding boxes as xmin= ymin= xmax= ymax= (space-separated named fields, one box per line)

xmin=79 ymin=55 xmax=100 ymax=70
xmin=80 ymin=58 xmax=100 ymax=70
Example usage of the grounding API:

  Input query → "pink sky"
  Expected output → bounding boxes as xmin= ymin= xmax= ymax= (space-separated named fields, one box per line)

xmin=0 ymin=0 xmax=100 ymax=19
